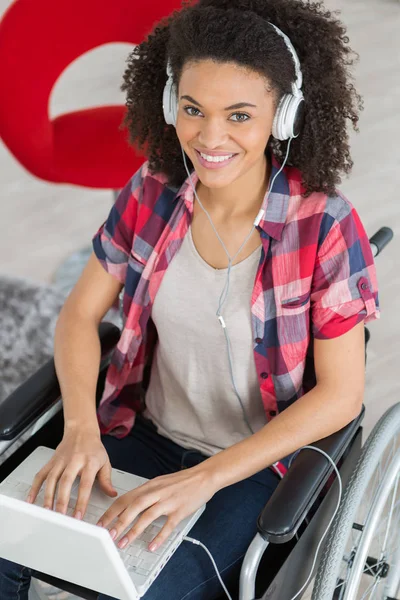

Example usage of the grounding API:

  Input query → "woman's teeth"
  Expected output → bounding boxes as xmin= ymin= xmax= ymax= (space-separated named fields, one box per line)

xmin=199 ymin=152 xmax=235 ymax=163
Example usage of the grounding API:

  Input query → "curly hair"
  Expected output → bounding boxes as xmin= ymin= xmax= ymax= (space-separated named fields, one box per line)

xmin=121 ymin=0 xmax=363 ymax=196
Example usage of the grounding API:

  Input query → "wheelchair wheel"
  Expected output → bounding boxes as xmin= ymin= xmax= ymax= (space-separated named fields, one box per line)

xmin=312 ymin=402 xmax=400 ymax=600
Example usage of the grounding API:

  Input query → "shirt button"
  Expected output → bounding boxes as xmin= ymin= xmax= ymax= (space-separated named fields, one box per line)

xmin=261 ymin=372 xmax=268 ymax=379
xmin=255 ymin=337 xmax=263 ymax=344
xmin=361 ymin=283 xmax=368 ymax=290
xmin=269 ymin=410 xmax=276 ymax=417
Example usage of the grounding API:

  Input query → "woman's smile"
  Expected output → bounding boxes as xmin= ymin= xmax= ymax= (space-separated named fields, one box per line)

xmin=194 ymin=148 xmax=239 ymax=170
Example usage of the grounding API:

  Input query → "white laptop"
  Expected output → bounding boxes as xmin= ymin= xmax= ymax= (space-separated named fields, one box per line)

xmin=0 ymin=446 xmax=206 ymax=600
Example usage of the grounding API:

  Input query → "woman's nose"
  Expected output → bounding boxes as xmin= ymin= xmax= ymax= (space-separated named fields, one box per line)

xmin=197 ymin=118 xmax=228 ymax=149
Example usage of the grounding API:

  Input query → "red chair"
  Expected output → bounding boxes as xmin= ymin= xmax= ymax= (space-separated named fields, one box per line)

xmin=0 ymin=0 xmax=182 ymax=189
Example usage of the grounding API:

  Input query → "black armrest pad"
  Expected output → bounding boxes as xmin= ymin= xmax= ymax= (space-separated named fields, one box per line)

xmin=257 ymin=406 xmax=365 ymax=543
xmin=0 ymin=322 xmax=120 ymax=442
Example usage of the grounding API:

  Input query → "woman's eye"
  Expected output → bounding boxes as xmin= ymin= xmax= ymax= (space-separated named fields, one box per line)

xmin=183 ymin=106 xmax=250 ymax=122
xmin=184 ymin=106 xmax=202 ymax=117
xmin=230 ymin=112 xmax=250 ymax=123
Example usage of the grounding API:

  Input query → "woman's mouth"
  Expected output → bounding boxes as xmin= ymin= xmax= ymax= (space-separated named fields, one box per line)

xmin=194 ymin=149 xmax=238 ymax=170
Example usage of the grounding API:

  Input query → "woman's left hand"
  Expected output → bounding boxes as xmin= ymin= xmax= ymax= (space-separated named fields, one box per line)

xmin=96 ymin=464 xmax=218 ymax=553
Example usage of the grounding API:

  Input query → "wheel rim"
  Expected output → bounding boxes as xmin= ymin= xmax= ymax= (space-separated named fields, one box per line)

xmin=332 ymin=438 xmax=400 ymax=600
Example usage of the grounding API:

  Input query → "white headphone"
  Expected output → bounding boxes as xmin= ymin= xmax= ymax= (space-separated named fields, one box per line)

xmin=162 ymin=22 xmax=305 ymax=141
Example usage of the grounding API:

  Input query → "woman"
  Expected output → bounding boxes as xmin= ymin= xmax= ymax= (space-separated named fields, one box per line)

xmin=0 ymin=0 xmax=380 ymax=598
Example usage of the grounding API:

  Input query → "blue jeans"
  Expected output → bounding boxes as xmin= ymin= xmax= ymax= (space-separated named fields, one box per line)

xmin=0 ymin=414 xmax=283 ymax=599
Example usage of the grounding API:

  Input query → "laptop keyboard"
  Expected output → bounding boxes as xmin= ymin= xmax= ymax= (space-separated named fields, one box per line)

xmin=1 ymin=476 xmax=179 ymax=578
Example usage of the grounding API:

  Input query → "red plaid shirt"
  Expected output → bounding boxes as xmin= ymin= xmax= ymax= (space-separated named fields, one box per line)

xmin=93 ymin=155 xmax=379 ymax=474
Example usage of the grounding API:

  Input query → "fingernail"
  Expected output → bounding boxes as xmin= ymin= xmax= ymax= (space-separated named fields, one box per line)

xmin=149 ymin=543 xmax=158 ymax=552
xmin=26 ymin=495 xmax=32 ymax=503
xmin=97 ymin=521 xmax=103 ymax=528
xmin=75 ymin=511 xmax=82 ymax=520
xmin=118 ymin=537 xmax=129 ymax=549
xmin=109 ymin=528 xmax=117 ymax=540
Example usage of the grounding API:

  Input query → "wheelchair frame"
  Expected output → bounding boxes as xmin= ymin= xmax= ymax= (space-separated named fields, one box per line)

xmin=1 ymin=324 xmax=398 ymax=600
xmin=0 ymin=230 xmax=398 ymax=600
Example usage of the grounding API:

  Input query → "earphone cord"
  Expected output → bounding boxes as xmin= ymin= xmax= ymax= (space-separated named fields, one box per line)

xmin=184 ymin=444 xmax=343 ymax=600
xmin=181 ymin=139 xmax=292 ymax=435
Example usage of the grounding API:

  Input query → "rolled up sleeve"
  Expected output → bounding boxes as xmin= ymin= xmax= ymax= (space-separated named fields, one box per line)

xmin=311 ymin=197 xmax=380 ymax=340
xmin=92 ymin=165 xmax=145 ymax=284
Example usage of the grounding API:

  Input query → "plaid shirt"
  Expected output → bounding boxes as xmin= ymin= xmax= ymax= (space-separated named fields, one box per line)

xmin=92 ymin=155 xmax=379 ymax=474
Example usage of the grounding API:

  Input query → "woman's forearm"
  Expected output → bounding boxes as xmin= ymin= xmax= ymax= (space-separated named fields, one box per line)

xmin=195 ymin=383 xmax=363 ymax=491
xmin=54 ymin=307 xmax=102 ymax=434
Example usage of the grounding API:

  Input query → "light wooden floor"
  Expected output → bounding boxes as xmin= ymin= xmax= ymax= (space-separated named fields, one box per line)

xmin=1 ymin=0 xmax=399 ymax=596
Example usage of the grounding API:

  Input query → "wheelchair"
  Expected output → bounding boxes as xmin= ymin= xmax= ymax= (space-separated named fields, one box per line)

xmin=0 ymin=227 xmax=399 ymax=600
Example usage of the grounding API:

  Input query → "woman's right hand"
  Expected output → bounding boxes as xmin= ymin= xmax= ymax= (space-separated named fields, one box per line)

xmin=26 ymin=425 xmax=117 ymax=519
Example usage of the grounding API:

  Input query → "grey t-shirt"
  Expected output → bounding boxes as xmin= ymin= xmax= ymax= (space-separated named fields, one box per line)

xmin=143 ymin=225 xmax=267 ymax=456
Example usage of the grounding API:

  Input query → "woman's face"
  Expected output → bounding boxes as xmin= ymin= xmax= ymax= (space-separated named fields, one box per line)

xmin=176 ymin=59 xmax=276 ymax=190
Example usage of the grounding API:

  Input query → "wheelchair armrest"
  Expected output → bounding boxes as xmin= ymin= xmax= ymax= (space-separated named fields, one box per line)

xmin=257 ymin=406 xmax=365 ymax=544
xmin=0 ymin=322 xmax=120 ymax=442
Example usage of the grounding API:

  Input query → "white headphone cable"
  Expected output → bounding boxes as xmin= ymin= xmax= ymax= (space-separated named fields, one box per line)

xmin=184 ymin=444 xmax=343 ymax=600
xmin=180 ymin=139 xmax=292 ymax=435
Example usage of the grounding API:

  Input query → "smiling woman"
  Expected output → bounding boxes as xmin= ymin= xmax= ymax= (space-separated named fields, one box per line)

xmin=0 ymin=1 xmax=381 ymax=600
xmin=122 ymin=0 xmax=362 ymax=197
xmin=176 ymin=61 xmax=275 ymax=194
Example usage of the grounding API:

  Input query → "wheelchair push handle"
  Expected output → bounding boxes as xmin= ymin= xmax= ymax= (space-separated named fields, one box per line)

xmin=369 ymin=226 xmax=393 ymax=257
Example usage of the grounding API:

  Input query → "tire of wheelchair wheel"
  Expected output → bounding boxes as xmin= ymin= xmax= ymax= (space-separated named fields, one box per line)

xmin=312 ymin=402 xmax=400 ymax=600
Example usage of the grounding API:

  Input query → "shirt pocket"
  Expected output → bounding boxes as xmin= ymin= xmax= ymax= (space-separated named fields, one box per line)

xmin=280 ymin=291 xmax=311 ymax=312
xmin=127 ymin=253 xmax=146 ymax=280
xmin=129 ymin=250 xmax=147 ymax=266
xmin=278 ymin=290 xmax=311 ymax=362
xmin=125 ymin=250 xmax=147 ymax=300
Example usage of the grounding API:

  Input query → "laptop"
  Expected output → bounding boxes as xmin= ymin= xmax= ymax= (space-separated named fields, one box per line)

xmin=0 ymin=446 xmax=206 ymax=600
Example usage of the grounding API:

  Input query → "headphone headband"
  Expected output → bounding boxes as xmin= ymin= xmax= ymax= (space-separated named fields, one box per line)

xmin=267 ymin=23 xmax=303 ymax=92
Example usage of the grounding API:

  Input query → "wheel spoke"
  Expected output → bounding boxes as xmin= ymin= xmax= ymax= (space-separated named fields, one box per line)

xmin=358 ymin=576 xmax=380 ymax=600
xmin=368 ymin=577 xmax=381 ymax=600
xmin=379 ymin=471 xmax=400 ymax=559
xmin=362 ymin=558 xmax=382 ymax=577
xmin=334 ymin=571 xmax=350 ymax=599
xmin=384 ymin=499 xmax=400 ymax=563
xmin=373 ymin=498 xmax=400 ymax=532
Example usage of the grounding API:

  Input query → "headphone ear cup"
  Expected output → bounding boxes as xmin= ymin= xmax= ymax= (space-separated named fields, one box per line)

xmin=272 ymin=93 xmax=305 ymax=141
xmin=272 ymin=94 xmax=291 ymax=141
xmin=162 ymin=78 xmax=178 ymax=127
xmin=286 ymin=94 xmax=305 ymax=139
